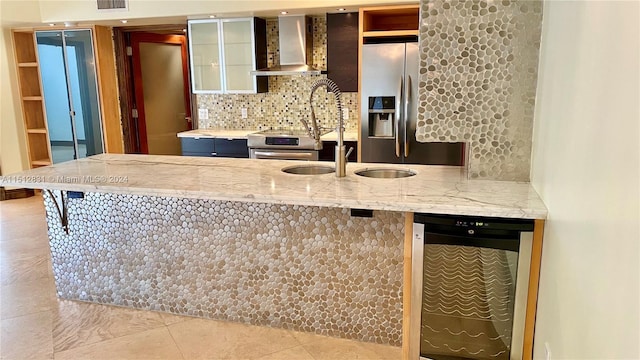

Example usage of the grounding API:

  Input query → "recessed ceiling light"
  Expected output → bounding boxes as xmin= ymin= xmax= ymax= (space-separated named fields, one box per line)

xmin=120 ymin=20 xmax=128 ymax=24
xmin=280 ymin=11 xmax=288 ymax=15
xmin=48 ymin=23 xmax=55 ymax=27
xmin=209 ymin=15 xmax=216 ymax=18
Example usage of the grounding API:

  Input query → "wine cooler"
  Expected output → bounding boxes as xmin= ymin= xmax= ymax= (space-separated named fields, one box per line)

xmin=411 ymin=214 xmax=535 ymax=360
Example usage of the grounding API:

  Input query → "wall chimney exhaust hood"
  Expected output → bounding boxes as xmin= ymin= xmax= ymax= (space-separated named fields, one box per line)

xmin=251 ymin=15 xmax=321 ymax=76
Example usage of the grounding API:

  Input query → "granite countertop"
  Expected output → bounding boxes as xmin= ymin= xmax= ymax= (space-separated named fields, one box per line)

xmin=0 ymin=154 xmax=547 ymax=219
xmin=177 ymin=129 xmax=359 ymax=142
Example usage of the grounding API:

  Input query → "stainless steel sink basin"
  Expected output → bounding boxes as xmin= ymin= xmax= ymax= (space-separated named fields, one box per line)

xmin=282 ymin=165 xmax=335 ymax=175
xmin=354 ymin=168 xmax=416 ymax=178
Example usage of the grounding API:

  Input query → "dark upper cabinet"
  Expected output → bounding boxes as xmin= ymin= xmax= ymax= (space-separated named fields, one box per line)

xmin=327 ymin=13 xmax=359 ymax=92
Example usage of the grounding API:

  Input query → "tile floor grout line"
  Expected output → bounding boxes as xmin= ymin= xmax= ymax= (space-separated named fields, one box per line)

xmin=165 ymin=324 xmax=188 ymax=360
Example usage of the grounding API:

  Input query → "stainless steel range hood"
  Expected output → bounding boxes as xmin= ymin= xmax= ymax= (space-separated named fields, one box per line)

xmin=251 ymin=15 xmax=321 ymax=76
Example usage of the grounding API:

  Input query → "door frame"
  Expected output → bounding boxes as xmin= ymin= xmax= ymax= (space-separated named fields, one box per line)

xmin=112 ymin=26 xmax=192 ymax=154
xmin=129 ymin=32 xmax=192 ymax=154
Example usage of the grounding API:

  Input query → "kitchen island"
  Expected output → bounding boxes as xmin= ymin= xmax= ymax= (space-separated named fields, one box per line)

xmin=0 ymin=154 xmax=546 ymax=357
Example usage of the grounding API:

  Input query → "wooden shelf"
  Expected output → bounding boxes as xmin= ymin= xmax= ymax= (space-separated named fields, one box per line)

xmin=18 ymin=62 xmax=38 ymax=67
xmin=362 ymin=30 xmax=419 ymax=38
xmin=13 ymin=31 xmax=37 ymax=63
xmin=31 ymin=159 xmax=52 ymax=166
xmin=27 ymin=128 xmax=47 ymax=134
xmin=22 ymin=96 xmax=43 ymax=101
xmin=361 ymin=5 xmax=419 ymax=33
xmin=18 ymin=66 xmax=42 ymax=97
xmin=23 ymin=100 xmax=46 ymax=129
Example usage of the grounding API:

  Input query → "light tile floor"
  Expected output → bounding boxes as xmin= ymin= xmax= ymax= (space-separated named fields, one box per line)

xmin=0 ymin=196 xmax=402 ymax=360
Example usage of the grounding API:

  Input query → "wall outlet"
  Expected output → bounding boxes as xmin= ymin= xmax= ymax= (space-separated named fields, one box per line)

xmin=342 ymin=108 xmax=349 ymax=120
xmin=241 ymin=108 xmax=248 ymax=119
xmin=545 ymin=342 xmax=551 ymax=360
xmin=198 ymin=108 xmax=209 ymax=120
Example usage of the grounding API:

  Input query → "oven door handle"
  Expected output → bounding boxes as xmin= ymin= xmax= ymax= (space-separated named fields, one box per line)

xmin=253 ymin=151 xmax=314 ymax=160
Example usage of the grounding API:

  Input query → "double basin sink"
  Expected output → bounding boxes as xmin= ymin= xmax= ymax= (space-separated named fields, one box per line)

xmin=282 ymin=165 xmax=416 ymax=178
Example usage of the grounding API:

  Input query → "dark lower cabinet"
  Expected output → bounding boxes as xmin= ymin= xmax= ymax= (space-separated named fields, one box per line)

xmin=319 ymin=141 xmax=358 ymax=162
xmin=181 ymin=138 xmax=215 ymax=157
xmin=181 ymin=138 xmax=353 ymax=161
xmin=214 ymin=138 xmax=249 ymax=158
xmin=180 ymin=138 xmax=249 ymax=158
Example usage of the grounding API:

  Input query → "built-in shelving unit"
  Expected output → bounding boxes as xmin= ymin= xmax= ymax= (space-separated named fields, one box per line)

xmin=12 ymin=29 xmax=52 ymax=168
xmin=360 ymin=5 xmax=420 ymax=40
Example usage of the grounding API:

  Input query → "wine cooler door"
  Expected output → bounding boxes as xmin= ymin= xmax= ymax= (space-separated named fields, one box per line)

xmin=411 ymin=215 xmax=533 ymax=360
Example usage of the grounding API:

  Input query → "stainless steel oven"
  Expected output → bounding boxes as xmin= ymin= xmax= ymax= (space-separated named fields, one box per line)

xmin=249 ymin=148 xmax=318 ymax=160
xmin=247 ymin=129 xmax=325 ymax=161
xmin=411 ymin=214 xmax=534 ymax=360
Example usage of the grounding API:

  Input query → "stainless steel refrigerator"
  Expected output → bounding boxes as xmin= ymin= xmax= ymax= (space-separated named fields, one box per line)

xmin=360 ymin=42 xmax=465 ymax=165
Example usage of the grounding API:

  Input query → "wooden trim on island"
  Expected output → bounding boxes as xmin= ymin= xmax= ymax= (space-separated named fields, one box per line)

xmin=523 ymin=219 xmax=545 ymax=359
xmin=402 ymin=212 xmax=413 ymax=360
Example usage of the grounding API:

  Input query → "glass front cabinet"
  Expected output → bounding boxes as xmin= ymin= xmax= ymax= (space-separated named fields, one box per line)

xmin=188 ymin=17 xmax=267 ymax=94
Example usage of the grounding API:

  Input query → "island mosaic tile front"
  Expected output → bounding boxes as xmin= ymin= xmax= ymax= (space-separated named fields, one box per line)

xmin=417 ymin=0 xmax=543 ymax=180
xmin=43 ymin=191 xmax=404 ymax=346
xmin=197 ymin=16 xmax=359 ymax=131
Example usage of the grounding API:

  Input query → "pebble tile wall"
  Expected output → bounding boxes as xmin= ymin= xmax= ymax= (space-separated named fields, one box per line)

xmin=43 ymin=191 xmax=404 ymax=345
xmin=417 ymin=0 xmax=543 ymax=180
xmin=197 ymin=16 xmax=359 ymax=131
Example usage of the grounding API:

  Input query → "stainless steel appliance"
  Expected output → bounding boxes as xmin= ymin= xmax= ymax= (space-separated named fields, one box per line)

xmin=247 ymin=129 xmax=325 ymax=160
xmin=361 ymin=42 xmax=465 ymax=165
xmin=250 ymin=16 xmax=321 ymax=76
xmin=411 ymin=214 xmax=534 ymax=360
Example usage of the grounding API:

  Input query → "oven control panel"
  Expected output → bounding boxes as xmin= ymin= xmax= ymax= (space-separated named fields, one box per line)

xmin=265 ymin=137 xmax=300 ymax=146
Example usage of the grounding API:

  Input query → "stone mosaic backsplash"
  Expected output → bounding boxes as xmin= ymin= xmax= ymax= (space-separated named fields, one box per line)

xmin=417 ymin=0 xmax=543 ymax=180
xmin=197 ymin=16 xmax=359 ymax=131
xmin=44 ymin=191 xmax=404 ymax=346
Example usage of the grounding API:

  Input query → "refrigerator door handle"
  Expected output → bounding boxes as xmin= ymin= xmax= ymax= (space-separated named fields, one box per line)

xmin=395 ymin=76 xmax=403 ymax=158
xmin=404 ymin=75 xmax=411 ymax=157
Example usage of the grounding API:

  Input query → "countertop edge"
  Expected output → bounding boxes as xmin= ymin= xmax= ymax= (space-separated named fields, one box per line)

xmin=0 ymin=180 xmax=548 ymax=219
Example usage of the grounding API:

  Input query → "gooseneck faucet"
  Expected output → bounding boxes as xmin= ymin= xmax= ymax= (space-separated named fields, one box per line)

xmin=302 ymin=78 xmax=352 ymax=177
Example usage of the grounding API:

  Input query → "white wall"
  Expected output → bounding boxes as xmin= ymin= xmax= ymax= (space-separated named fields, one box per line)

xmin=531 ymin=1 xmax=639 ymax=359
xmin=0 ymin=28 xmax=29 ymax=175
xmin=38 ymin=0 xmax=408 ymax=23
xmin=0 ymin=0 xmax=41 ymax=176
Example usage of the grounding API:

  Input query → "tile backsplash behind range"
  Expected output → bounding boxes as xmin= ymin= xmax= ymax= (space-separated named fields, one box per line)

xmin=197 ymin=16 xmax=359 ymax=131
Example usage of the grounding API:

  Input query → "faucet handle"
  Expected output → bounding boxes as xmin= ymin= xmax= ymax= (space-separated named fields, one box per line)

xmin=345 ymin=147 xmax=354 ymax=163
xmin=300 ymin=117 xmax=312 ymax=138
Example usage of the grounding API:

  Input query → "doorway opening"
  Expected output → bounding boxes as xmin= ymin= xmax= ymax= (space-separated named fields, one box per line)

xmin=113 ymin=26 xmax=192 ymax=155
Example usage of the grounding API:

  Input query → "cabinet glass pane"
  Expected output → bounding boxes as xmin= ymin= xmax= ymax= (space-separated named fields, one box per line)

xmin=222 ymin=20 xmax=254 ymax=92
xmin=190 ymin=22 xmax=222 ymax=92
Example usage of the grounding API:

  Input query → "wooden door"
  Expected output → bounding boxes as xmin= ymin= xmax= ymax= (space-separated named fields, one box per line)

xmin=130 ymin=33 xmax=192 ymax=154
